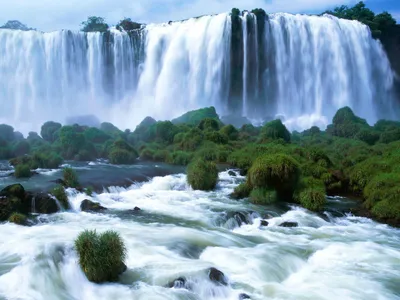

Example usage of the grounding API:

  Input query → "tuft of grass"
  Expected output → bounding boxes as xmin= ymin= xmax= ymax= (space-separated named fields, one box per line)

xmin=51 ymin=185 xmax=70 ymax=210
xmin=63 ymin=167 xmax=79 ymax=188
xmin=187 ymin=159 xmax=218 ymax=191
xmin=14 ymin=164 xmax=31 ymax=178
xmin=75 ymin=230 xmax=127 ymax=283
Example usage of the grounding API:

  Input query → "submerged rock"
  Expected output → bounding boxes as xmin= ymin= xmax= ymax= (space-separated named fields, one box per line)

xmin=239 ymin=293 xmax=251 ymax=300
xmin=228 ymin=170 xmax=236 ymax=177
xmin=80 ymin=199 xmax=107 ymax=212
xmin=208 ymin=267 xmax=228 ymax=286
xmin=260 ymin=220 xmax=269 ymax=227
xmin=133 ymin=206 xmax=141 ymax=211
xmin=167 ymin=277 xmax=187 ymax=289
xmin=279 ymin=221 xmax=298 ymax=228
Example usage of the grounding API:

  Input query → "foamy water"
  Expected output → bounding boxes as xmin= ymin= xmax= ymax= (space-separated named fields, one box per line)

xmin=0 ymin=171 xmax=399 ymax=300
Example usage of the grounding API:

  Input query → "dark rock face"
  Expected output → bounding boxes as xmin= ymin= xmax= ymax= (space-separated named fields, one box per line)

xmin=80 ymin=199 xmax=107 ymax=212
xmin=208 ymin=267 xmax=228 ymax=286
xmin=260 ymin=220 xmax=269 ymax=227
xmin=1 ymin=184 xmax=60 ymax=220
xmin=33 ymin=193 xmax=59 ymax=214
xmin=279 ymin=221 xmax=298 ymax=228
xmin=239 ymin=293 xmax=251 ymax=299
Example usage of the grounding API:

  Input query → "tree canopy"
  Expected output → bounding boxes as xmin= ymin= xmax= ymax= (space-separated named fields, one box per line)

xmin=81 ymin=16 xmax=109 ymax=33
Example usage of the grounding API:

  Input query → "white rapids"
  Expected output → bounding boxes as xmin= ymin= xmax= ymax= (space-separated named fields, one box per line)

xmin=0 ymin=171 xmax=399 ymax=300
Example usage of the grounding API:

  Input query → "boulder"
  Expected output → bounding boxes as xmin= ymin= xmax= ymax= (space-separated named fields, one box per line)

xmin=133 ymin=206 xmax=141 ymax=211
xmin=0 ymin=184 xmax=30 ymax=220
xmin=80 ymin=199 xmax=107 ymax=212
xmin=208 ymin=267 xmax=228 ymax=286
xmin=228 ymin=170 xmax=236 ymax=177
xmin=34 ymin=193 xmax=59 ymax=214
xmin=0 ymin=184 xmax=25 ymax=199
xmin=260 ymin=220 xmax=269 ymax=227
xmin=239 ymin=294 xmax=251 ymax=300
xmin=279 ymin=221 xmax=298 ymax=228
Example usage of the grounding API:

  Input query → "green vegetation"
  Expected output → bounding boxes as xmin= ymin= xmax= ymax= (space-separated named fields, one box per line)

xmin=63 ymin=167 xmax=79 ymax=188
xmin=51 ymin=186 xmax=70 ymax=210
xmin=325 ymin=1 xmax=397 ymax=38
xmin=14 ymin=164 xmax=31 ymax=178
xmin=81 ymin=16 xmax=109 ymax=33
xmin=75 ymin=230 xmax=127 ymax=283
xmin=187 ymin=159 xmax=218 ymax=191
xmin=8 ymin=212 xmax=27 ymax=225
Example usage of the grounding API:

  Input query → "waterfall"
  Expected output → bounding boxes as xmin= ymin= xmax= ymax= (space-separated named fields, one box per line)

xmin=0 ymin=12 xmax=396 ymax=133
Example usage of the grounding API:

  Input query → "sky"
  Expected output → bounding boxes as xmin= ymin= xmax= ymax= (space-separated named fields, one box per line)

xmin=0 ymin=0 xmax=399 ymax=31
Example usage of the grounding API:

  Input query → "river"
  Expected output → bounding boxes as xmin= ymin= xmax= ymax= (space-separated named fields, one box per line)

xmin=0 ymin=166 xmax=399 ymax=300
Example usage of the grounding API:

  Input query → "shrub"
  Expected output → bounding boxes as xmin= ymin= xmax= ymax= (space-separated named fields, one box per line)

xmin=170 ymin=151 xmax=193 ymax=165
xmin=220 ymin=125 xmax=239 ymax=140
xmin=63 ymin=167 xmax=79 ymax=188
xmin=116 ymin=18 xmax=141 ymax=31
xmin=379 ymin=129 xmax=400 ymax=144
xmin=363 ymin=173 xmax=400 ymax=209
xmin=371 ymin=199 xmax=400 ymax=221
xmin=12 ymin=140 xmax=30 ymax=157
xmin=198 ymin=118 xmax=220 ymax=131
xmin=231 ymin=182 xmax=252 ymax=199
xmin=261 ymin=120 xmax=291 ymax=143
xmin=8 ymin=213 xmax=27 ymax=225
xmin=355 ymin=129 xmax=380 ymax=145
xmin=84 ymin=128 xmax=111 ymax=144
xmin=41 ymin=121 xmax=62 ymax=143
xmin=153 ymin=150 xmax=171 ymax=162
xmin=172 ymin=107 xmax=219 ymax=126
xmin=109 ymin=149 xmax=137 ymax=164
xmin=204 ymin=131 xmax=228 ymax=144
xmin=51 ymin=185 xmax=70 ymax=210
xmin=187 ymin=159 xmax=218 ymax=191
xmin=299 ymin=188 xmax=326 ymax=211
xmin=75 ymin=230 xmax=127 ymax=283
xmin=14 ymin=164 xmax=31 ymax=178
xmin=0 ymin=124 xmax=14 ymax=142
xmin=248 ymin=154 xmax=300 ymax=197
xmin=349 ymin=158 xmax=391 ymax=193
xmin=250 ymin=188 xmax=277 ymax=205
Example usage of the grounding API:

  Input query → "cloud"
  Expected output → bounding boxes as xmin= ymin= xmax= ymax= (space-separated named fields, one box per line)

xmin=0 ymin=0 xmax=361 ymax=31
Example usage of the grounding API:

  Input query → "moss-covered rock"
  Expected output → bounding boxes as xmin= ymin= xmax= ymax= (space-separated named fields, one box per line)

xmin=230 ymin=182 xmax=252 ymax=199
xmin=50 ymin=185 xmax=70 ymax=210
xmin=8 ymin=212 xmax=27 ymax=225
xmin=187 ymin=159 xmax=218 ymax=191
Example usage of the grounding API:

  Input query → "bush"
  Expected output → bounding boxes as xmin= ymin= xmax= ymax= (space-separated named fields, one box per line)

xmin=261 ymin=120 xmax=291 ymax=142
xmin=32 ymin=151 xmax=63 ymax=169
xmin=172 ymin=107 xmax=219 ymax=126
xmin=8 ymin=213 xmax=27 ymax=225
xmin=116 ymin=18 xmax=141 ymax=31
xmin=170 ymin=151 xmax=193 ymax=165
xmin=14 ymin=164 xmax=31 ymax=178
xmin=371 ymin=199 xmax=400 ymax=221
xmin=248 ymin=154 xmax=300 ymax=198
xmin=355 ymin=129 xmax=380 ymax=145
xmin=187 ymin=159 xmax=218 ymax=191
xmin=231 ymin=182 xmax=252 ymax=199
xmin=63 ymin=167 xmax=79 ymax=188
xmin=250 ymin=188 xmax=277 ymax=205
xmin=108 ymin=139 xmax=138 ymax=164
xmin=41 ymin=121 xmax=62 ymax=143
xmin=220 ymin=125 xmax=239 ymax=140
xmin=363 ymin=173 xmax=400 ymax=209
xmin=198 ymin=118 xmax=220 ymax=131
xmin=204 ymin=131 xmax=228 ymax=144
xmin=75 ymin=230 xmax=127 ymax=283
xmin=12 ymin=140 xmax=30 ymax=156
xmin=299 ymin=188 xmax=326 ymax=211
xmin=51 ymin=185 xmax=70 ymax=210
xmin=84 ymin=128 xmax=111 ymax=144
xmin=152 ymin=150 xmax=171 ymax=162
xmin=0 ymin=124 xmax=14 ymax=142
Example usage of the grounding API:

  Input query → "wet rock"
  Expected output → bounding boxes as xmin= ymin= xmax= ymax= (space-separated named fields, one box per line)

xmin=133 ymin=206 xmax=141 ymax=211
xmin=80 ymin=199 xmax=107 ymax=212
xmin=260 ymin=220 xmax=269 ymax=227
xmin=167 ymin=277 xmax=187 ymax=289
xmin=279 ymin=221 xmax=298 ymax=228
xmin=239 ymin=293 xmax=251 ymax=299
xmin=34 ymin=193 xmax=59 ymax=214
xmin=208 ymin=267 xmax=228 ymax=286
xmin=0 ymin=184 xmax=25 ymax=199
xmin=228 ymin=170 xmax=236 ymax=177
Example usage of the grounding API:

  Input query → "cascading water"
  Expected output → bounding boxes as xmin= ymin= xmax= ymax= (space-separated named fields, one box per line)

xmin=0 ymin=12 xmax=396 ymax=133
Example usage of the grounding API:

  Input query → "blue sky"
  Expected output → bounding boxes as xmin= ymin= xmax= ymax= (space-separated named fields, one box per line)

xmin=0 ymin=0 xmax=399 ymax=31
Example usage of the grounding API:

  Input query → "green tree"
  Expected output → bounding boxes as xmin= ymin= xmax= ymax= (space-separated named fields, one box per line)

xmin=81 ymin=16 xmax=109 ymax=33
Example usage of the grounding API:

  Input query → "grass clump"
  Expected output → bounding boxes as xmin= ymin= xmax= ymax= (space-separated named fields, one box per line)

xmin=187 ymin=159 xmax=218 ymax=191
xmin=75 ymin=230 xmax=127 ymax=283
xmin=63 ymin=167 xmax=79 ymax=188
xmin=14 ymin=164 xmax=31 ymax=178
xmin=8 ymin=212 xmax=27 ymax=225
xmin=51 ymin=185 xmax=70 ymax=210
xmin=249 ymin=188 xmax=277 ymax=205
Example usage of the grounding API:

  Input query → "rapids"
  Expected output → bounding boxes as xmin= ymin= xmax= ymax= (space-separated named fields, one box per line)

xmin=0 ymin=170 xmax=399 ymax=300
